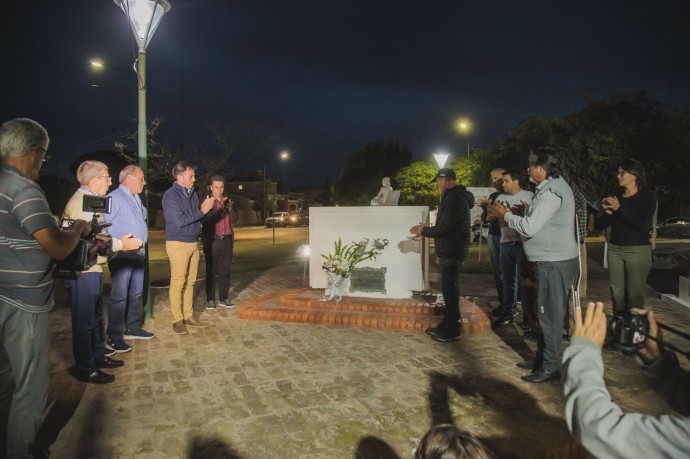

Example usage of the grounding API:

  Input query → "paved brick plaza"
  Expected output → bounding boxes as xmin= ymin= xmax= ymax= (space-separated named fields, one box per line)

xmin=39 ymin=254 xmax=688 ymax=458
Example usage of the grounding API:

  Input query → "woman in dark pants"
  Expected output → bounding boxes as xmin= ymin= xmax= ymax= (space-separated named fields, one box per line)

xmin=595 ymin=159 xmax=656 ymax=315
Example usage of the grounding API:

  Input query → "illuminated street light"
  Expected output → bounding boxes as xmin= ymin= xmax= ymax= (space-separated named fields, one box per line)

xmin=264 ymin=151 xmax=292 ymax=245
xmin=89 ymin=58 xmax=136 ymax=75
xmin=113 ymin=0 xmax=170 ymax=319
xmin=455 ymin=118 xmax=472 ymax=158
xmin=433 ymin=151 xmax=450 ymax=168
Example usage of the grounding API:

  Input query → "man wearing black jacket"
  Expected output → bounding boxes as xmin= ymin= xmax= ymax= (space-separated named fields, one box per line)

xmin=411 ymin=168 xmax=474 ymax=342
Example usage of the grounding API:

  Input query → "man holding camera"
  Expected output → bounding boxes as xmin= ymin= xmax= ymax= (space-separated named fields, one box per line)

xmin=62 ymin=161 xmax=142 ymax=384
xmin=202 ymin=175 xmax=239 ymax=309
xmin=104 ymin=165 xmax=154 ymax=351
xmin=563 ymin=302 xmax=690 ymax=457
xmin=0 ymin=118 xmax=91 ymax=458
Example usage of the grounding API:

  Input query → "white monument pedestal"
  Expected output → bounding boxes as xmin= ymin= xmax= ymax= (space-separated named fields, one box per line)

xmin=309 ymin=206 xmax=429 ymax=299
xmin=662 ymin=268 xmax=690 ymax=310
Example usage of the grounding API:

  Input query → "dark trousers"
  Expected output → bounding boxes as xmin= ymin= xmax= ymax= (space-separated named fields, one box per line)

xmin=439 ymin=263 xmax=462 ymax=332
xmin=607 ymin=243 xmax=652 ymax=315
xmin=535 ymin=257 xmax=579 ymax=373
xmin=64 ymin=273 xmax=106 ymax=376
xmin=0 ymin=303 xmax=50 ymax=458
xmin=107 ymin=258 xmax=144 ymax=341
xmin=488 ymin=234 xmax=503 ymax=303
xmin=499 ymin=241 xmax=527 ymax=317
xmin=203 ymin=237 xmax=234 ymax=302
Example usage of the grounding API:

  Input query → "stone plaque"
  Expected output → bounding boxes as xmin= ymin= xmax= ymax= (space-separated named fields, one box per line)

xmin=350 ymin=267 xmax=387 ymax=294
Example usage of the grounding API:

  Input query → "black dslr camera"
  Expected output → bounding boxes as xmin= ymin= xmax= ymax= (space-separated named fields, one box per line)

xmin=53 ymin=195 xmax=114 ymax=280
xmin=605 ymin=310 xmax=650 ymax=355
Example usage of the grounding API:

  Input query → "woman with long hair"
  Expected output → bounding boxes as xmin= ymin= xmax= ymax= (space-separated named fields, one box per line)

xmin=595 ymin=159 xmax=656 ymax=315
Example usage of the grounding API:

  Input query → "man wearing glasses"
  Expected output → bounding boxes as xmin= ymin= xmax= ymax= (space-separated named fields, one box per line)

xmin=62 ymin=161 xmax=143 ymax=384
xmin=0 ymin=118 xmax=91 ymax=458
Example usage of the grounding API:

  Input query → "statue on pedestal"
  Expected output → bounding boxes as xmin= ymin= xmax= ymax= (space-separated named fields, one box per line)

xmin=370 ymin=177 xmax=400 ymax=206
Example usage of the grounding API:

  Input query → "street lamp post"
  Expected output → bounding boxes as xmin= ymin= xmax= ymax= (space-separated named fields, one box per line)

xmin=455 ymin=119 xmax=471 ymax=158
xmin=268 ymin=151 xmax=290 ymax=245
xmin=113 ymin=0 xmax=170 ymax=319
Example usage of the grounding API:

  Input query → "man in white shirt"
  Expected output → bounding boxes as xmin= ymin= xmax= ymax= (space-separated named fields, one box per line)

xmin=492 ymin=170 xmax=533 ymax=326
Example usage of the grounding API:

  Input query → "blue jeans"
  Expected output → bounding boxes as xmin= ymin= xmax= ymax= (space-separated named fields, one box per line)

xmin=107 ymin=258 xmax=145 ymax=341
xmin=535 ymin=257 xmax=579 ymax=373
xmin=64 ymin=273 xmax=106 ymax=376
xmin=499 ymin=241 xmax=527 ymax=317
xmin=439 ymin=263 xmax=462 ymax=332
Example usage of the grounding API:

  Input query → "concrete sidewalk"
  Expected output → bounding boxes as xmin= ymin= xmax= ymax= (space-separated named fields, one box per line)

xmin=38 ymin=257 xmax=688 ymax=458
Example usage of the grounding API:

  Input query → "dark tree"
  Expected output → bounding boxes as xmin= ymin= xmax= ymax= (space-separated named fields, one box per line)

xmin=470 ymin=94 xmax=690 ymax=217
xmin=333 ymin=141 xmax=413 ymax=205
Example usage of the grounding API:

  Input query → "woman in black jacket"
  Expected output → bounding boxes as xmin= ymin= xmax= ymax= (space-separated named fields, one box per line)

xmin=594 ymin=159 xmax=656 ymax=315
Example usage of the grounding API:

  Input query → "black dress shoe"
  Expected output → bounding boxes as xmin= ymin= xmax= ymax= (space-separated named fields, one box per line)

xmin=78 ymin=369 xmax=115 ymax=384
xmin=516 ymin=359 xmax=538 ymax=370
xmin=425 ymin=324 xmax=445 ymax=336
xmin=32 ymin=448 xmax=50 ymax=458
xmin=521 ymin=369 xmax=559 ymax=383
xmin=431 ymin=328 xmax=462 ymax=342
xmin=96 ymin=357 xmax=124 ymax=368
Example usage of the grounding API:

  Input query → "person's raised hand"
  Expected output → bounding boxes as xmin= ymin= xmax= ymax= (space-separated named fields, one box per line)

xmin=487 ymin=202 xmax=509 ymax=220
xmin=409 ymin=223 xmax=425 ymax=237
xmin=634 ymin=309 xmax=664 ymax=364
xmin=573 ymin=301 xmax=607 ymax=349
xmin=201 ymin=196 xmax=215 ymax=214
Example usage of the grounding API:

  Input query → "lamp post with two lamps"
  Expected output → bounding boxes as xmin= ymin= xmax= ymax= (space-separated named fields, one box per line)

xmin=112 ymin=0 xmax=170 ymax=318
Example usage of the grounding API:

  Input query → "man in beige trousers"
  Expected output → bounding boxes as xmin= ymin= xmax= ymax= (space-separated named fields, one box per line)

xmin=162 ymin=161 xmax=214 ymax=334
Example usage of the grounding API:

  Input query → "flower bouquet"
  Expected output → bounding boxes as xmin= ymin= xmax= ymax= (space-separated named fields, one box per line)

xmin=320 ymin=237 xmax=389 ymax=302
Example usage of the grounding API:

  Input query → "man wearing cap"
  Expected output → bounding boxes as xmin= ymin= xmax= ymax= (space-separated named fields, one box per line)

xmin=410 ymin=167 xmax=474 ymax=342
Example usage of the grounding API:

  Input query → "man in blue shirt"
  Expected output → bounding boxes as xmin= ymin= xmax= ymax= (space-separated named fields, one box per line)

xmin=162 ymin=162 xmax=214 ymax=334
xmin=104 ymin=165 xmax=154 ymax=351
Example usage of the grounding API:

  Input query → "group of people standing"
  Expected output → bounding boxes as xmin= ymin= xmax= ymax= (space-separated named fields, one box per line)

xmin=0 ymin=119 xmax=241 ymax=458
xmin=415 ymin=148 xmax=659 ymax=386
xmin=162 ymin=162 xmax=239 ymax=336
xmin=412 ymin=149 xmax=689 ymax=456
xmin=61 ymin=160 xmax=152 ymax=385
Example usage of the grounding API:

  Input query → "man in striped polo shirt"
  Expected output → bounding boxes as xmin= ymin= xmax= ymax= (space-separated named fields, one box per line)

xmin=0 ymin=118 xmax=90 ymax=458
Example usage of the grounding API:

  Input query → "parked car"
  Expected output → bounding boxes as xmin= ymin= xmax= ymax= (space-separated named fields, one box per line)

xmin=265 ymin=212 xmax=289 ymax=227
xmin=472 ymin=223 xmax=489 ymax=242
xmin=287 ymin=210 xmax=309 ymax=226
xmin=656 ymin=217 xmax=690 ymax=238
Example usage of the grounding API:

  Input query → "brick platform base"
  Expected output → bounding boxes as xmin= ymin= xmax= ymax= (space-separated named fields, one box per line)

xmin=237 ymin=288 xmax=493 ymax=335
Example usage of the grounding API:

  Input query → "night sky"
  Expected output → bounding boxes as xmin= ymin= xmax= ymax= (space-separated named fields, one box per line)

xmin=2 ymin=0 xmax=689 ymax=189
